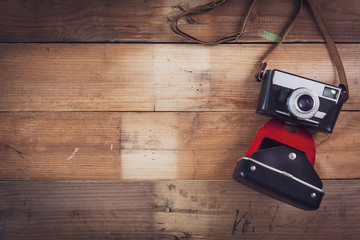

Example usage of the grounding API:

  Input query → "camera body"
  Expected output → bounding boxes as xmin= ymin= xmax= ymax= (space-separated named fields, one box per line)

xmin=257 ymin=69 xmax=346 ymax=133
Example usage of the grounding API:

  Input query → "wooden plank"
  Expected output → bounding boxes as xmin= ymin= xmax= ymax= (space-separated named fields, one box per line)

xmin=0 ymin=180 xmax=359 ymax=239
xmin=0 ymin=0 xmax=359 ymax=43
xmin=0 ymin=43 xmax=359 ymax=111
xmin=1 ymin=111 xmax=359 ymax=180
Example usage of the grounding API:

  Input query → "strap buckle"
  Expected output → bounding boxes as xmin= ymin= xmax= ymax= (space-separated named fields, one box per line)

xmin=339 ymin=84 xmax=349 ymax=103
xmin=208 ymin=0 xmax=226 ymax=9
xmin=214 ymin=0 xmax=226 ymax=6
xmin=255 ymin=62 xmax=267 ymax=82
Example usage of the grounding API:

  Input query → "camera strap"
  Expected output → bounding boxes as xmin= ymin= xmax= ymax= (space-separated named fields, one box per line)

xmin=171 ymin=0 xmax=257 ymax=44
xmin=171 ymin=0 xmax=349 ymax=101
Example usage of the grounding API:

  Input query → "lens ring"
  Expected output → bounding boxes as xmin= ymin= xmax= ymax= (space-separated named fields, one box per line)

xmin=287 ymin=88 xmax=319 ymax=120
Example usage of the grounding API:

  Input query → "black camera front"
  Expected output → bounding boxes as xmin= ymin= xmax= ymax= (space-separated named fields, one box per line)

xmin=256 ymin=70 xmax=347 ymax=132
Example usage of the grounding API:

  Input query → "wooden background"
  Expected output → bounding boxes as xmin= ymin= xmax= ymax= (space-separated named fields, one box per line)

xmin=0 ymin=0 xmax=359 ymax=239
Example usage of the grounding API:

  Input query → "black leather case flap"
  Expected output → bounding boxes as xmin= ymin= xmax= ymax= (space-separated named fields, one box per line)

xmin=233 ymin=146 xmax=324 ymax=210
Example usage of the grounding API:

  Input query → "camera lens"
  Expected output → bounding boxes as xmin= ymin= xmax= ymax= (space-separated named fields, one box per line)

xmin=287 ymin=88 xmax=319 ymax=120
xmin=297 ymin=94 xmax=314 ymax=112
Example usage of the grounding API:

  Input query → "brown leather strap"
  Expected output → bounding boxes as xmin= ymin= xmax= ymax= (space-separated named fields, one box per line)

xmin=306 ymin=0 xmax=349 ymax=99
xmin=171 ymin=0 xmax=349 ymax=100
xmin=171 ymin=0 xmax=257 ymax=45
xmin=258 ymin=0 xmax=349 ymax=100
xmin=256 ymin=0 xmax=303 ymax=80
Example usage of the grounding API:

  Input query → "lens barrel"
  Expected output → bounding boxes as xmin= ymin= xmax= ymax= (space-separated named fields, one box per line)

xmin=297 ymin=95 xmax=314 ymax=112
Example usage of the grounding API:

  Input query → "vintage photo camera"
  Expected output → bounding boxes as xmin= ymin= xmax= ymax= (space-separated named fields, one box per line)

xmin=256 ymin=69 xmax=348 ymax=132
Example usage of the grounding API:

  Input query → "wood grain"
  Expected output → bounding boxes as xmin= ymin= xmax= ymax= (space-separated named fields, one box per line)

xmin=1 ymin=180 xmax=359 ymax=239
xmin=0 ymin=0 xmax=359 ymax=43
xmin=1 ymin=111 xmax=359 ymax=180
xmin=0 ymin=43 xmax=359 ymax=111
xmin=0 ymin=1 xmax=359 ymax=239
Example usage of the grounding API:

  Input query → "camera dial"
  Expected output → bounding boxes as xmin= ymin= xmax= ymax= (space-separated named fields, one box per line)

xmin=287 ymin=88 xmax=319 ymax=120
